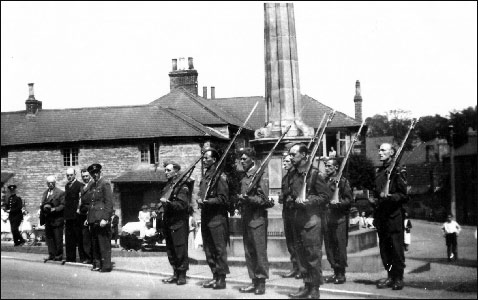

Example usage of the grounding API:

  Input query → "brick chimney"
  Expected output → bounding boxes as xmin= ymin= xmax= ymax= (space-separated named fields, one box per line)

xmin=169 ymin=57 xmax=198 ymax=95
xmin=354 ymin=80 xmax=363 ymax=122
xmin=211 ymin=86 xmax=215 ymax=99
xmin=25 ymin=83 xmax=42 ymax=115
xmin=203 ymin=86 xmax=207 ymax=99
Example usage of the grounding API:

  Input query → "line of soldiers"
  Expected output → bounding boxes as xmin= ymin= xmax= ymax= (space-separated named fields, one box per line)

xmin=158 ymin=142 xmax=408 ymax=299
xmin=40 ymin=163 xmax=114 ymax=273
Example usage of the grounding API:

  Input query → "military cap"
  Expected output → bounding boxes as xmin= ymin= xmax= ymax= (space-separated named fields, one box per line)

xmin=7 ymin=185 xmax=17 ymax=191
xmin=237 ymin=147 xmax=256 ymax=158
xmin=87 ymin=163 xmax=102 ymax=174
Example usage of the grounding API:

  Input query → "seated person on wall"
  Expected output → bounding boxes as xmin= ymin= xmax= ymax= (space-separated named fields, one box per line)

xmin=349 ymin=207 xmax=360 ymax=231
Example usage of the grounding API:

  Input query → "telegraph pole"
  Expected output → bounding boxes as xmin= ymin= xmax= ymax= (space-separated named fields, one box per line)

xmin=449 ymin=125 xmax=456 ymax=218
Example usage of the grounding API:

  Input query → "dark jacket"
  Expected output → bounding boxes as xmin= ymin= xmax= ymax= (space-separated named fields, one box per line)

xmin=372 ymin=164 xmax=409 ymax=233
xmin=198 ymin=164 xmax=229 ymax=219
xmin=162 ymin=177 xmax=190 ymax=226
xmin=325 ymin=176 xmax=353 ymax=224
xmin=64 ymin=180 xmax=85 ymax=220
xmin=87 ymin=177 xmax=114 ymax=225
xmin=6 ymin=194 xmax=23 ymax=222
xmin=40 ymin=187 xmax=65 ymax=227
xmin=79 ymin=181 xmax=94 ymax=215
xmin=287 ymin=166 xmax=331 ymax=212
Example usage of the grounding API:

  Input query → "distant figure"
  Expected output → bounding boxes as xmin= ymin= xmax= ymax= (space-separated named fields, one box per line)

xmin=359 ymin=212 xmax=367 ymax=228
xmin=328 ymin=147 xmax=337 ymax=158
xmin=21 ymin=210 xmax=33 ymax=241
xmin=441 ymin=214 xmax=461 ymax=262
xmin=349 ymin=208 xmax=360 ymax=226
xmin=365 ymin=214 xmax=375 ymax=229
xmin=6 ymin=185 xmax=25 ymax=246
xmin=111 ymin=210 xmax=119 ymax=246
xmin=403 ymin=212 xmax=412 ymax=251
xmin=1 ymin=203 xmax=11 ymax=240
xmin=138 ymin=205 xmax=151 ymax=239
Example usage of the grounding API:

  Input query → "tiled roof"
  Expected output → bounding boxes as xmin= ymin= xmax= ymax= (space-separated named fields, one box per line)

xmin=1 ymin=104 xmax=227 ymax=146
xmin=209 ymin=94 xmax=362 ymax=130
xmin=111 ymin=168 xmax=167 ymax=183
xmin=149 ymin=87 xmax=247 ymax=128
xmin=454 ymin=135 xmax=477 ymax=157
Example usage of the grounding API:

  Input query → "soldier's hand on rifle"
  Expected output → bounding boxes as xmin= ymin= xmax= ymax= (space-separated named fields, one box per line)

xmin=99 ymin=219 xmax=108 ymax=227
xmin=159 ymin=197 xmax=170 ymax=204
xmin=84 ymin=220 xmax=88 ymax=226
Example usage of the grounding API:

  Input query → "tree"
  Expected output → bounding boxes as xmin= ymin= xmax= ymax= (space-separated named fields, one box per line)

xmin=415 ymin=114 xmax=449 ymax=142
xmin=366 ymin=109 xmax=416 ymax=151
xmin=344 ymin=154 xmax=376 ymax=191
xmin=449 ymin=106 xmax=477 ymax=148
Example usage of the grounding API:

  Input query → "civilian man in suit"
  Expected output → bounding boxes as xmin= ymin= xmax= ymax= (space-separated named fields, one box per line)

xmin=79 ymin=168 xmax=94 ymax=264
xmin=111 ymin=210 xmax=119 ymax=246
xmin=41 ymin=176 xmax=66 ymax=261
xmin=86 ymin=163 xmax=114 ymax=272
xmin=161 ymin=162 xmax=191 ymax=285
xmin=236 ymin=148 xmax=270 ymax=295
xmin=6 ymin=185 xmax=25 ymax=246
xmin=64 ymin=168 xmax=85 ymax=263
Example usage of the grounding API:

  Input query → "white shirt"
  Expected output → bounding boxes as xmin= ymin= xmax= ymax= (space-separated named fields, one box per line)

xmin=442 ymin=220 xmax=461 ymax=235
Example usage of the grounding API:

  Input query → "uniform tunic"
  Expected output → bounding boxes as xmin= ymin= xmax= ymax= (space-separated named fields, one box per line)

xmin=324 ymin=177 xmax=352 ymax=272
xmin=198 ymin=164 xmax=230 ymax=276
xmin=6 ymin=194 xmax=24 ymax=245
xmin=288 ymin=166 xmax=331 ymax=287
xmin=372 ymin=163 xmax=408 ymax=279
xmin=238 ymin=164 xmax=269 ymax=280
xmin=162 ymin=177 xmax=191 ymax=273
xmin=87 ymin=177 xmax=114 ymax=271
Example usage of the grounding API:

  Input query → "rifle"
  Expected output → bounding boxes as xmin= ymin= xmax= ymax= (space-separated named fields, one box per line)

xmin=306 ymin=113 xmax=327 ymax=149
xmin=243 ymin=125 xmax=292 ymax=202
xmin=162 ymin=154 xmax=203 ymax=201
xmin=380 ymin=119 xmax=418 ymax=198
xmin=330 ymin=119 xmax=365 ymax=202
xmin=203 ymin=101 xmax=259 ymax=202
xmin=300 ymin=110 xmax=336 ymax=201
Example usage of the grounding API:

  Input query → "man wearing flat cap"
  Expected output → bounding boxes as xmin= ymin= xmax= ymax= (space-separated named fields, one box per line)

xmin=86 ymin=163 xmax=114 ymax=272
xmin=41 ymin=176 xmax=66 ymax=261
xmin=6 ymin=185 xmax=25 ymax=246
xmin=236 ymin=148 xmax=270 ymax=295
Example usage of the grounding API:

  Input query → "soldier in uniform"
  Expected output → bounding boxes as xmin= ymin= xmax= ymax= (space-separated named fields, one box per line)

xmin=322 ymin=158 xmax=352 ymax=284
xmin=280 ymin=154 xmax=302 ymax=279
xmin=371 ymin=143 xmax=408 ymax=290
xmin=41 ymin=176 xmax=66 ymax=261
xmin=6 ymin=185 xmax=25 ymax=246
xmin=287 ymin=143 xmax=331 ymax=299
xmin=86 ymin=163 xmax=114 ymax=272
xmin=236 ymin=148 xmax=270 ymax=295
xmin=196 ymin=148 xmax=230 ymax=290
xmin=64 ymin=168 xmax=85 ymax=263
xmin=160 ymin=162 xmax=191 ymax=286
xmin=79 ymin=168 xmax=94 ymax=264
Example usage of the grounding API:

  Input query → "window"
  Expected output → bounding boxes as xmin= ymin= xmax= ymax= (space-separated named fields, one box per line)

xmin=63 ymin=148 xmax=79 ymax=166
xmin=140 ymin=143 xmax=159 ymax=164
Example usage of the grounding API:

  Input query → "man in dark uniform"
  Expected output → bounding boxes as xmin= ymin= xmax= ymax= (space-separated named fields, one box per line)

xmin=322 ymin=158 xmax=352 ymax=284
xmin=279 ymin=154 xmax=302 ymax=279
xmin=287 ymin=143 xmax=331 ymax=299
xmin=86 ymin=163 xmax=114 ymax=272
xmin=161 ymin=162 xmax=191 ymax=286
xmin=64 ymin=168 xmax=85 ymax=263
xmin=41 ymin=176 xmax=66 ymax=261
xmin=111 ymin=210 xmax=119 ymax=246
xmin=371 ymin=143 xmax=408 ymax=290
xmin=79 ymin=168 xmax=94 ymax=264
xmin=196 ymin=148 xmax=230 ymax=290
xmin=6 ymin=185 xmax=25 ymax=246
xmin=236 ymin=148 xmax=270 ymax=295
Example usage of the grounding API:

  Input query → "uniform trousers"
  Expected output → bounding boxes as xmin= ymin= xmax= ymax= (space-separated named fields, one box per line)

xmin=164 ymin=218 xmax=189 ymax=272
xmin=377 ymin=228 xmax=405 ymax=279
xmin=283 ymin=206 xmax=299 ymax=273
xmin=242 ymin=208 xmax=269 ymax=280
xmin=79 ymin=214 xmax=93 ymax=262
xmin=201 ymin=214 xmax=230 ymax=276
xmin=9 ymin=216 xmax=24 ymax=245
xmin=324 ymin=220 xmax=348 ymax=271
xmin=90 ymin=224 xmax=112 ymax=270
xmin=65 ymin=217 xmax=86 ymax=262
xmin=45 ymin=223 xmax=64 ymax=259
xmin=292 ymin=209 xmax=323 ymax=286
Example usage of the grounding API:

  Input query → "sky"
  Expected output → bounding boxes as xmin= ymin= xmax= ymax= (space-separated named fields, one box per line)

xmin=1 ymin=1 xmax=477 ymax=120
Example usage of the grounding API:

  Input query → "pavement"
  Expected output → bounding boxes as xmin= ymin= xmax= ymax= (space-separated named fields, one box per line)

xmin=2 ymin=219 xmax=476 ymax=299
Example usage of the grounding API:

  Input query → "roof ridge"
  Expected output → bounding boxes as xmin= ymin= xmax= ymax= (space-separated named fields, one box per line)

xmin=1 ymin=104 xmax=151 ymax=114
xmin=161 ymin=107 xmax=208 ymax=136
xmin=178 ymin=87 xmax=233 ymax=124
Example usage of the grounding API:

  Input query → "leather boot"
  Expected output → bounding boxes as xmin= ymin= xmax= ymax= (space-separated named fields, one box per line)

xmin=202 ymin=274 xmax=217 ymax=288
xmin=177 ymin=271 xmax=187 ymax=285
xmin=307 ymin=286 xmax=320 ymax=299
xmin=376 ymin=277 xmax=394 ymax=289
xmin=254 ymin=279 xmax=266 ymax=295
xmin=239 ymin=279 xmax=256 ymax=293
xmin=392 ymin=270 xmax=404 ymax=290
xmin=212 ymin=275 xmax=226 ymax=289
xmin=162 ymin=271 xmax=178 ymax=284
xmin=289 ymin=283 xmax=311 ymax=298
xmin=334 ymin=268 xmax=346 ymax=284
xmin=324 ymin=268 xmax=337 ymax=283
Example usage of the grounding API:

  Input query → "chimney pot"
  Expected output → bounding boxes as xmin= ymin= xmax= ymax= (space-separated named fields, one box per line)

xmin=188 ymin=57 xmax=194 ymax=70
xmin=211 ymin=86 xmax=215 ymax=99
xmin=203 ymin=86 xmax=207 ymax=99
xmin=172 ymin=59 xmax=177 ymax=71
xmin=28 ymin=83 xmax=35 ymax=100
xmin=354 ymin=80 xmax=363 ymax=122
